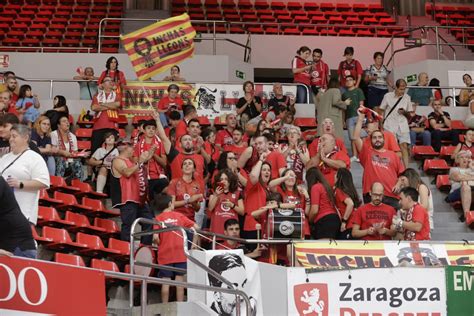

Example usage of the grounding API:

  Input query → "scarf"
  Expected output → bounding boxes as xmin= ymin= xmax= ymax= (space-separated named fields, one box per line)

xmin=58 ymin=130 xmax=74 ymax=161
xmin=97 ymin=90 xmax=119 ymax=122
xmin=136 ymin=135 xmax=162 ymax=202
xmin=403 ymin=205 xmax=417 ymax=241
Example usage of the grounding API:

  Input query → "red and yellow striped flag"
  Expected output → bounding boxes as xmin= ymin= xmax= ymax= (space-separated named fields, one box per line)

xmin=121 ymin=14 xmax=196 ymax=81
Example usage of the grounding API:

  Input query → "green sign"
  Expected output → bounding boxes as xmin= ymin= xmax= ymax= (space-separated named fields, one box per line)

xmin=406 ymin=74 xmax=417 ymax=83
xmin=446 ymin=266 xmax=474 ymax=316
xmin=236 ymin=70 xmax=245 ymax=80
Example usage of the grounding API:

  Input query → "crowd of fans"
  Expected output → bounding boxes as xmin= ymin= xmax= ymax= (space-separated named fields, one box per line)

xmin=0 ymin=52 xmax=471 ymax=302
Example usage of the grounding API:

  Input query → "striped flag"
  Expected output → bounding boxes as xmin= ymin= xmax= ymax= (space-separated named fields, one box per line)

xmin=121 ymin=14 xmax=196 ymax=81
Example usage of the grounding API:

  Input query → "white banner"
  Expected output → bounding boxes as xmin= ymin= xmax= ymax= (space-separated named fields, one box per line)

xmin=287 ymin=267 xmax=447 ymax=316
xmin=188 ymin=249 xmax=263 ymax=316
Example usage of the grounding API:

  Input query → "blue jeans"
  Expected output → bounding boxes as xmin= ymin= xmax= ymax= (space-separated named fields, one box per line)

xmin=119 ymin=202 xmax=154 ymax=245
xmin=13 ymin=247 xmax=37 ymax=259
xmin=47 ymin=156 xmax=56 ymax=175
xmin=159 ymin=112 xmax=169 ymax=128
xmin=409 ymin=130 xmax=431 ymax=146
xmin=296 ymin=84 xmax=309 ymax=104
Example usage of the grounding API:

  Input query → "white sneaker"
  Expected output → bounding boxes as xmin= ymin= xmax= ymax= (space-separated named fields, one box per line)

xmin=350 ymin=156 xmax=360 ymax=163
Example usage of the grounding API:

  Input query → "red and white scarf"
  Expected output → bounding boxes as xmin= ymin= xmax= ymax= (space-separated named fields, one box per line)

xmin=403 ymin=205 xmax=417 ymax=241
xmin=136 ymin=135 xmax=162 ymax=202
xmin=58 ymin=130 xmax=75 ymax=161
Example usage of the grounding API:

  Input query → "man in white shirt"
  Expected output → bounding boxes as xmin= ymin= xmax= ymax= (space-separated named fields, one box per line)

xmin=0 ymin=124 xmax=49 ymax=225
xmin=379 ymin=79 xmax=413 ymax=167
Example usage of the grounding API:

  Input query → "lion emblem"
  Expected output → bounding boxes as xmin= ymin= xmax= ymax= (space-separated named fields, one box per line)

xmin=300 ymin=288 xmax=325 ymax=315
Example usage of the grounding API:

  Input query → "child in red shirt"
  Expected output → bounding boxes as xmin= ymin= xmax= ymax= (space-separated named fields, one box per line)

xmin=153 ymin=193 xmax=199 ymax=303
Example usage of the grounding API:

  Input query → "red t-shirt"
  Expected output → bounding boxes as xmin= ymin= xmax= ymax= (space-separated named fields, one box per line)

xmin=169 ymin=150 xmax=205 ymax=181
xmin=157 ymin=96 xmax=184 ymax=112
xmin=352 ymin=202 xmax=396 ymax=240
xmin=98 ymin=70 xmax=127 ymax=86
xmin=216 ymin=240 xmax=242 ymax=250
xmin=266 ymin=151 xmax=286 ymax=180
xmin=91 ymin=92 xmax=121 ymax=130
xmin=154 ymin=211 xmax=195 ymax=264
xmin=310 ymin=183 xmax=337 ymax=223
xmin=310 ymin=60 xmax=330 ymax=89
xmin=133 ymin=138 xmax=165 ymax=179
xmin=359 ymin=142 xmax=404 ymax=198
xmin=204 ymin=141 xmax=220 ymax=162
xmin=174 ymin=120 xmax=188 ymax=141
xmin=167 ymin=178 xmax=204 ymax=221
xmin=309 ymin=137 xmax=347 ymax=157
xmin=318 ymin=150 xmax=350 ymax=187
xmin=292 ymin=56 xmax=311 ymax=86
xmin=244 ymin=181 xmax=268 ymax=231
xmin=209 ymin=191 xmax=241 ymax=236
xmin=334 ymin=188 xmax=356 ymax=229
xmin=215 ymin=129 xmax=234 ymax=148
xmin=402 ymin=204 xmax=430 ymax=241
xmin=338 ymin=59 xmax=363 ymax=87
xmin=277 ymin=186 xmax=310 ymax=236
xmin=363 ymin=130 xmax=401 ymax=152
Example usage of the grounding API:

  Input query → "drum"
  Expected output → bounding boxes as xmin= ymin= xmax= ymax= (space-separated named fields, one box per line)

xmin=133 ymin=246 xmax=156 ymax=276
xmin=267 ymin=208 xmax=304 ymax=239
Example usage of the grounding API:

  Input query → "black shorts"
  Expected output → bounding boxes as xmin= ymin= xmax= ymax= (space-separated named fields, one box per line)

xmin=312 ymin=213 xmax=341 ymax=240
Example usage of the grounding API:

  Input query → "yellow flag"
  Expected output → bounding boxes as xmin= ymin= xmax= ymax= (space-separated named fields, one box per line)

xmin=121 ymin=14 xmax=196 ymax=81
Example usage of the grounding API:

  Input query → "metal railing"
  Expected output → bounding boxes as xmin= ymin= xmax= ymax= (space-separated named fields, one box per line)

xmin=0 ymin=46 xmax=95 ymax=53
xmin=129 ymin=218 xmax=253 ymax=316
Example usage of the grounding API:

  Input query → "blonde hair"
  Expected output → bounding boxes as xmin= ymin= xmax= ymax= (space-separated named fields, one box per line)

xmin=33 ymin=115 xmax=51 ymax=137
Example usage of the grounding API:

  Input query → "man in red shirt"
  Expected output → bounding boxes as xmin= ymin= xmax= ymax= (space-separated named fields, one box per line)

xmin=308 ymin=133 xmax=350 ymax=187
xmin=238 ymin=133 xmax=286 ymax=179
xmin=91 ymin=75 xmax=121 ymax=154
xmin=175 ymin=104 xmax=197 ymax=141
xmin=216 ymin=219 xmax=263 ymax=259
xmin=354 ymin=107 xmax=405 ymax=209
xmin=392 ymin=187 xmax=430 ymax=241
xmin=215 ymin=113 xmax=238 ymax=151
xmin=308 ymin=118 xmax=347 ymax=157
xmin=156 ymin=83 xmax=184 ymax=128
xmin=310 ymin=48 xmax=330 ymax=95
xmin=133 ymin=120 xmax=168 ymax=200
xmin=352 ymin=182 xmax=396 ymax=240
xmin=223 ymin=126 xmax=247 ymax=158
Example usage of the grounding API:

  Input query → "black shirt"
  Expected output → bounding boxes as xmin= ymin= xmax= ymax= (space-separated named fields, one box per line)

xmin=236 ymin=96 xmax=262 ymax=119
xmin=428 ymin=111 xmax=451 ymax=131
xmin=31 ymin=130 xmax=52 ymax=161
xmin=0 ymin=177 xmax=35 ymax=252
xmin=268 ymin=96 xmax=291 ymax=115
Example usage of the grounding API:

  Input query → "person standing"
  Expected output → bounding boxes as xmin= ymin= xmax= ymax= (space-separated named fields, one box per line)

xmin=0 ymin=124 xmax=49 ymax=225
xmin=292 ymin=46 xmax=312 ymax=104
xmin=379 ymin=79 xmax=413 ymax=167
xmin=365 ymin=52 xmax=392 ymax=109
xmin=97 ymin=56 xmax=127 ymax=93
xmin=337 ymin=46 xmax=363 ymax=92
xmin=110 ymin=140 xmax=154 ymax=244
xmin=309 ymin=48 xmax=330 ymax=96
xmin=315 ymin=78 xmax=351 ymax=139
xmin=90 ymin=75 xmax=121 ymax=155
xmin=342 ymin=75 xmax=365 ymax=160
xmin=236 ymin=81 xmax=262 ymax=128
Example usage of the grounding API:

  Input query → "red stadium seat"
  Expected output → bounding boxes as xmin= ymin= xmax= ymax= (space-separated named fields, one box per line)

xmin=304 ymin=3 xmax=319 ymax=11
xmin=76 ymin=232 xmax=121 ymax=258
xmin=82 ymin=197 xmax=120 ymax=218
xmin=423 ymin=159 xmax=450 ymax=175
xmin=435 ymin=174 xmax=451 ymax=193
xmin=37 ymin=206 xmax=74 ymax=228
xmin=451 ymin=120 xmax=468 ymax=131
xmin=75 ymin=128 xmax=93 ymax=140
xmin=465 ymin=211 xmax=474 ymax=229
xmin=54 ymin=191 xmax=95 ymax=214
xmin=91 ymin=258 xmax=120 ymax=272
xmin=412 ymin=146 xmax=439 ymax=160
xmin=42 ymin=226 xmax=88 ymax=252
xmin=294 ymin=118 xmax=317 ymax=128
xmin=31 ymin=226 xmax=54 ymax=245
xmin=39 ymin=189 xmax=64 ymax=207
xmin=49 ymin=175 xmax=81 ymax=194
xmin=55 ymin=253 xmax=86 ymax=267
xmin=108 ymin=238 xmax=131 ymax=261
xmin=77 ymin=140 xmax=91 ymax=151
xmin=439 ymin=146 xmax=456 ymax=161
xmin=65 ymin=211 xmax=108 ymax=235
xmin=94 ymin=218 xmax=121 ymax=238
xmin=287 ymin=2 xmax=302 ymax=10
xmin=71 ymin=179 xmax=108 ymax=199
xmin=320 ymin=3 xmax=335 ymax=11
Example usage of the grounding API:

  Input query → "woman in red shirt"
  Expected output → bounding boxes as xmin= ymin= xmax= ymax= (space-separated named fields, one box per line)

xmin=208 ymin=169 xmax=244 ymax=236
xmin=269 ymin=169 xmax=310 ymax=238
xmin=156 ymin=84 xmax=184 ymax=128
xmin=307 ymin=167 xmax=340 ymax=239
xmin=292 ymin=46 xmax=312 ymax=104
xmin=215 ymin=151 xmax=248 ymax=190
xmin=167 ymin=158 xmax=204 ymax=221
xmin=334 ymin=168 xmax=361 ymax=239
xmin=97 ymin=56 xmax=127 ymax=93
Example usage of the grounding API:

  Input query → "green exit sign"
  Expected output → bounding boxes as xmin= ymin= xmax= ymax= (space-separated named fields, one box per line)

xmin=236 ymin=70 xmax=245 ymax=79
xmin=406 ymin=74 xmax=417 ymax=83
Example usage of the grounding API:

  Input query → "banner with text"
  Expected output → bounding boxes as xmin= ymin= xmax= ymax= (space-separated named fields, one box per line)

xmin=287 ymin=267 xmax=447 ymax=316
xmin=446 ymin=266 xmax=474 ymax=316
xmin=0 ymin=256 xmax=106 ymax=315
xmin=295 ymin=241 xmax=473 ymax=269
xmin=122 ymin=81 xmax=297 ymax=119
xmin=187 ymin=249 xmax=263 ymax=316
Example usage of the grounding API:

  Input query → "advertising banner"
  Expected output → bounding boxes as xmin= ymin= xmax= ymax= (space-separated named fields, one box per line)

xmin=187 ymin=249 xmax=263 ymax=315
xmin=287 ymin=267 xmax=447 ymax=316
xmin=0 ymin=256 xmax=106 ymax=315
xmin=295 ymin=241 xmax=473 ymax=269
xmin=122 ymin=82 xmax=297 ymax=119
xmin=445 ymin=266 xmax=474 ymax=316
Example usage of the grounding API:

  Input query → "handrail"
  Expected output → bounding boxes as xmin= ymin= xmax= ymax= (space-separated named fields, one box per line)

xmin=129 ymin=218 xmax=252 ymax=316
xmin=0 ymin=46 xmax=94 ymax=53
xmin=437 ymin=32 xmax=457 ymax=60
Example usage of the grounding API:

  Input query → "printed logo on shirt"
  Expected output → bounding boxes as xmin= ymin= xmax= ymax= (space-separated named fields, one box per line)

xmin=371 ymin=154 xmax=391 ymax=169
